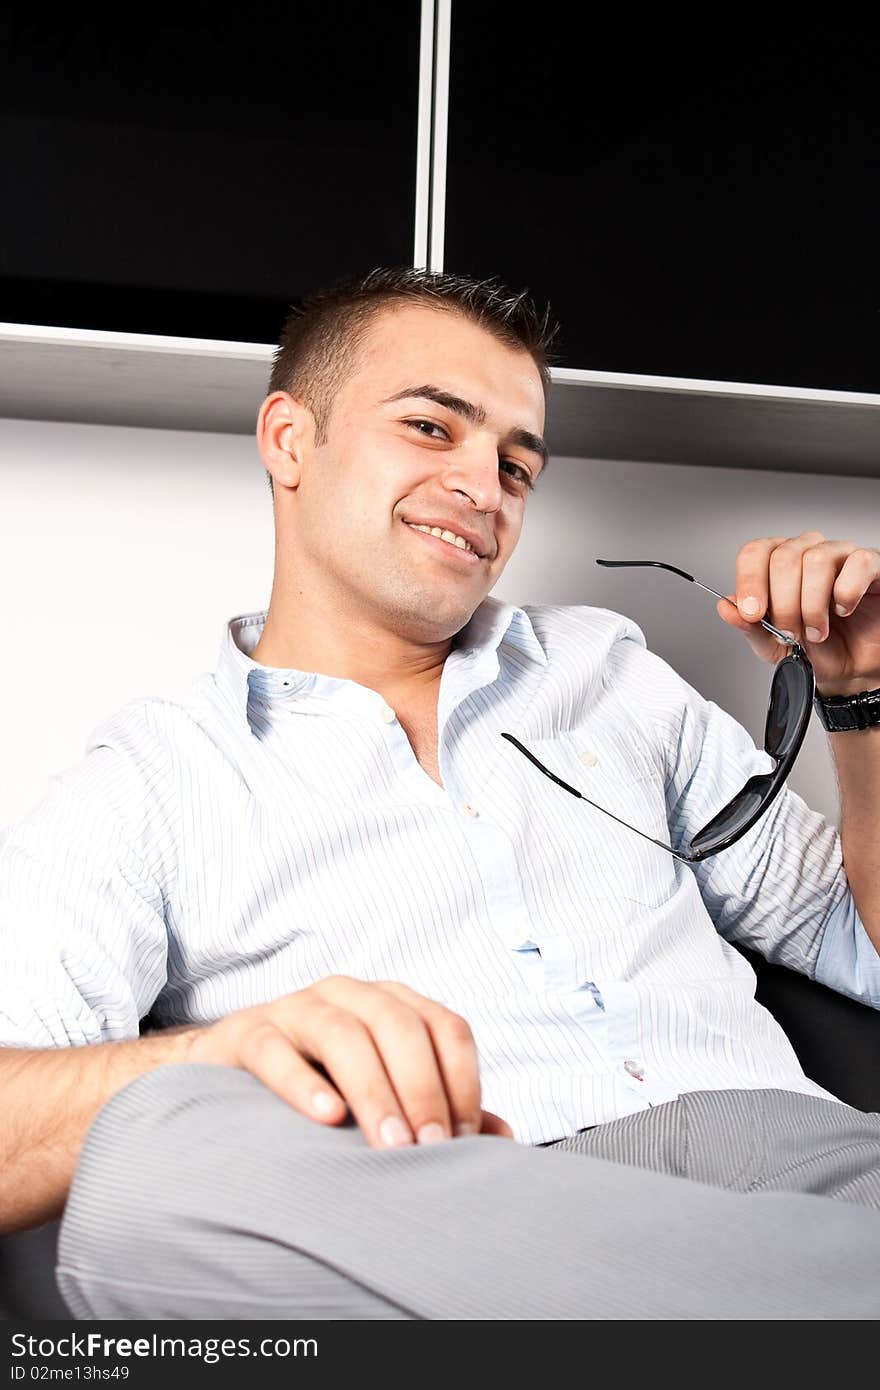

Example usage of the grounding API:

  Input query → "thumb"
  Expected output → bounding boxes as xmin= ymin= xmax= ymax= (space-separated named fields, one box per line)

xmin=717 ymin=592 xmax=752 ymax=632
xmin=717 ymin=593 xmax=781 ymax=662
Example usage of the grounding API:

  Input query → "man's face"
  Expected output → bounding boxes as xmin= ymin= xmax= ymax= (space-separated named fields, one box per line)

xmin=277 ymin=302 xmax=547 ymax=644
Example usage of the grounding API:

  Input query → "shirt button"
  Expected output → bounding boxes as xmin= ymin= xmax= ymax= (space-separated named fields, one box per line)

xmin=462 ymin=803 xmax=479 ymax=817
xmin=623 ymin=1059 xmax=645 ymax=1081
xmin=380 ymin=705 xmax=396 ymax=723
xmin=579 ymin=749 xmax=598 ymax=766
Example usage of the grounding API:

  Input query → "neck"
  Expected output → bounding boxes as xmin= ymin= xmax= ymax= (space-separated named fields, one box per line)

xmin=250 ymin=593 xmax=458 ymax=704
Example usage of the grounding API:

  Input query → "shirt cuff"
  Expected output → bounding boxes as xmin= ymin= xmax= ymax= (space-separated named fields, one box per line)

xmin=814 ymin=886 xmax=880 ymax=1008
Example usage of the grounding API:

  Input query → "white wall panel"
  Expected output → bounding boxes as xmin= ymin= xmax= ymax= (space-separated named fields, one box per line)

xmin=3 ymin=415 xmax=876 ymax=831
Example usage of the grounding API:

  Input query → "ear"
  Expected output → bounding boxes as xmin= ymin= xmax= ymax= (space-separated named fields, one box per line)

xmin=257 ymin=391 xmax=316 ymax=491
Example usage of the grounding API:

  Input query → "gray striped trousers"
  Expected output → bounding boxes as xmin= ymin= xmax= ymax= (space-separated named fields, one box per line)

xmin=56 ymin=1064 xmax=880 ymax=1320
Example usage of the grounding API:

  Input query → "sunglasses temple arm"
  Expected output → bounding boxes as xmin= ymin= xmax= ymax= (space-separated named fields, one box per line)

xmin=689 ymin=579 xmax=797 ymax=646
xmin=500 ymin=733 xmax=697 ymax=864
xmin=574 ymin=791 xmax=696 ymax=864
xmin=595 ymin=561 xmax=797 ymax=647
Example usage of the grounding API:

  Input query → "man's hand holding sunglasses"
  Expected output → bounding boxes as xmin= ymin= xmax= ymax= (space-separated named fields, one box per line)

xmin=717 ymin=530 xmax=880 ymax=699
xmin=510 ymin=538 xmax=880 ymax=865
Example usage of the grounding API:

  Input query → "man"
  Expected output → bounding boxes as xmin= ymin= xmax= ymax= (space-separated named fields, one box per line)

xmin=2 ymin=267 xmax=880 ymax=1320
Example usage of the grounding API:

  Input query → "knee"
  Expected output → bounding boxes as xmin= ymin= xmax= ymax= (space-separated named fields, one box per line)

xmin=56 ymin=1065 xmax=356 ymax=1302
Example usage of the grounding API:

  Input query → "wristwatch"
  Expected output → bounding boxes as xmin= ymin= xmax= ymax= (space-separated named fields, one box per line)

xmin=813 ymin=685 xmax=880 ymax=732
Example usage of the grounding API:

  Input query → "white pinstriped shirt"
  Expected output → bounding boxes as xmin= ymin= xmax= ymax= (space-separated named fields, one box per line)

xmin=2 ymin=597 xmax=879 ymax=1145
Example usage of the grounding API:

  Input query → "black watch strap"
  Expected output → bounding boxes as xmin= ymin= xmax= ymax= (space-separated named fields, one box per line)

xmin=813 ymin=685 xmax=880 ymax=732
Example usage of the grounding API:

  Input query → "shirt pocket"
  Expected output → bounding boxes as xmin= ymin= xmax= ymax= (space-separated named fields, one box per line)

xmin=522 ymin=730 xmax=679 ymax=912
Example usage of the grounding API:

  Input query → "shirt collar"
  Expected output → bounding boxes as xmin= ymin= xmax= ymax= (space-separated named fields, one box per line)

xmin=215 ymin=595 xmax=547 ymax=735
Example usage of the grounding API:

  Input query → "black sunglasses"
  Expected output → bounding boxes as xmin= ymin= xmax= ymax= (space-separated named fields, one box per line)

xmin=500 ymin=559 xmax=816 ymax=864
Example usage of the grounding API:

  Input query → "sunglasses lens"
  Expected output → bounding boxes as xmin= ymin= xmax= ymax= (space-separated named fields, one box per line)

xmin=690 ymin=658 xmax=813 ymax=855
xmin=766 ymin=658 xmax=812 ymax=758
xmin=689 ymin=774 xmax=774 ymax=854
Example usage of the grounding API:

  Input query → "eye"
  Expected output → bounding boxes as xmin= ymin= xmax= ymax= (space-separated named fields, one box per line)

xmin=500 ymin=460 xmax=535 ymax=491
xmin=405 ymin=418 xmax=449 ymax=440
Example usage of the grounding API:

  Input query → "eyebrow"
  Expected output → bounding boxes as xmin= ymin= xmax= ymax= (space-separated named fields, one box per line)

xmin=380 ymin=384 xmax=549 ymax=471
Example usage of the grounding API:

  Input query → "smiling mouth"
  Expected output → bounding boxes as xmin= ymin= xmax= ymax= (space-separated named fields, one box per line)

xmin=401 ymin=520 xmax=487 ymax=562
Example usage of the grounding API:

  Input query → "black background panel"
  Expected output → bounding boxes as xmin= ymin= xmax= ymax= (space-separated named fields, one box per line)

xmin=445 ymin=9 xmax=879 ymax=391
xmin=0 ymin=4 xmax=420 ymax=342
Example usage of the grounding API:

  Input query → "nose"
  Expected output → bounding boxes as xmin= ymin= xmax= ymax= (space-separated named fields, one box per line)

xmin=439 ymin=442 xmax=504 ymax=515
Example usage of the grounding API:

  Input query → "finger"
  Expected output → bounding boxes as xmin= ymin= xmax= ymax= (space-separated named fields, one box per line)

xmin=733 ymin=535 xmax=791 ymax=624
xmin=770 ymin=533 xmax=829 ymax=640
xmin=299 ymin=980 xmax=457 ymax=1145
xmin=800 ymin=540 xmax=861 ymax=642
xmin=717 ymin=592 xmax=780 ymax=662
xmin=352 ymin=991 xmax=457 ymax=1144
xmin=375 ymin=980 xmax=482 ymax=1137
xmin=735 ymin=532 xmax=820 ymax=634
xmin=828 ymin=546 xmax=880 ymax=622
xmin=234 ymin=1020 xmax=349 ymax=1123
xmin=717 ymin=591 xmax=757 ymax=632
xmin=288 ymin=998 xmax=423 ymax=1149
xmin=479 ymin=1109 xmax=515 ymax=1139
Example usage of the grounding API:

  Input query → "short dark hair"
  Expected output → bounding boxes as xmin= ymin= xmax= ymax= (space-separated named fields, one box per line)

xmin=264 ymin=265 xmax=559 ymax=500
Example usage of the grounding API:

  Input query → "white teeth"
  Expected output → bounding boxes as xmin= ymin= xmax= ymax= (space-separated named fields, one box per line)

xmin=406 ymin=522 xmax=475 ymax=553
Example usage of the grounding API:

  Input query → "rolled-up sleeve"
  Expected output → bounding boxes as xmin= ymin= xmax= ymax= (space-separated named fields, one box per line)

xmin=813 ymin=890 xmax=880 ymax=1007
xmin=659 ymin=657 xmax=879 ymax=1004
xmin=0 ymin=706 xmax=172 ymax=1048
